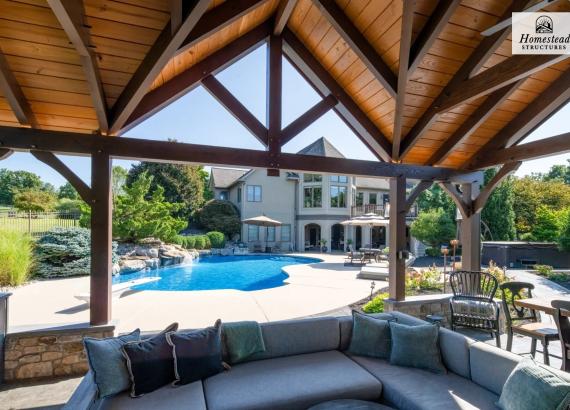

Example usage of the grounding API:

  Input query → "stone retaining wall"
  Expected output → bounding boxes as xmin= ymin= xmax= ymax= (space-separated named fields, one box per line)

xmin=4 ymin=323 xmax=114 ymax=382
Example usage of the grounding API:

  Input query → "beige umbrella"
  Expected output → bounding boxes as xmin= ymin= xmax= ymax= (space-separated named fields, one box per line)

xmin=242 ymin=215 xmax=282 ymax=252
xmin=341 ymin=213 xmax=389 ymax=249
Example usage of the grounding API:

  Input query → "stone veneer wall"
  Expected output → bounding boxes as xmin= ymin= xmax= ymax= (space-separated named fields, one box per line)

xmin=4 ymin=323 xmax=114 ymax=382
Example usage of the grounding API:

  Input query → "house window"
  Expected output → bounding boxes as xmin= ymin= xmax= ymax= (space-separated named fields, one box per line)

xmin=267 ymin=226 xmax=275 ymax=242
xmin=383 ymin=193 xmax=390 ymax=204
xmin=355 ymin=192 xmax=364 ymax=206
xmin=304 ymin=187 xmax=322 ymax=208
xmin=330 ymin=185 xmax=347 ymax=208
xmin=369 ymin=193 xmax=377 ymax=205
xmin=219 ymin=191 xmax=229 ymax=200
xmin=248 ymin=225 xmax=259 ymax=241
xmin=330 ymin=175 xmax=348 ymax=183
xmin=303 ymin=174 xmax=322 ymax=183
xmin=281 ymin=225 xmax=291 ymax=241
xmin=247 ymin=185 xmax=262 ymax=202
xmin=237 ymin=187 xmax=242 ymax=203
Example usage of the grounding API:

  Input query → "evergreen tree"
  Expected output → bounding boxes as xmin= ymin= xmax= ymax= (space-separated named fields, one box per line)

xmin=58 ymin=182 xmax=80 ymax=200
xmin=481 ymin=168 xmax=517 ymax=241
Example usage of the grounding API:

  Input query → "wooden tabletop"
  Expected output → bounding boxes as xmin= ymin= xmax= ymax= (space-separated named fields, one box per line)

xmin=515 ymin=297 xmax=570 ymax=316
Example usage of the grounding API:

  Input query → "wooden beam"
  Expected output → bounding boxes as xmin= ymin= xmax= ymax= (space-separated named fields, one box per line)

xmin=408 ymin=0 xmax=461 ymax=74
xmin=30 ymin=151 xmax=92 ymax=203
xmin=202 ymin=75 xmax=268 ymax=145
xmin=0 ymin=126 xmax=461 ymax=181
xmin=280 ymin=95 xmax=337 ymax=145
xmin=473 ymin=162 xmax=521 ymax=213
xmin=405 ymin=180 xmax=432 ymax=212
xmin=110 ymin=0 xmax=210 ymax=134
xmin=170 ymin=0 xmax=183 ymax=34
xmin=267 ymin=35 xmax=282 ymax=172
xmin=0 ymin=149 xmax=13 ymax=160
xmin=0 ymin=51 xmax=35 ymax=127
xmin=282 ymin=28 xmax=392 ymax=162
xmin=313 ymin=0 xmax=397 ymax=98
xmin=125 ymin=22 xmax=271 ymax=132
xmin=178 ymin=0 xmax=265 ymax=53
xmin=389 ymin=175 xmax=406 ymax=301
xmin=481 ymin=0 xmax=559 ymax=37
xmin=468 ymin=132 xmax=570 ymax=169
xmin=47 ymin=0 xmax=108 ymax=133
xmin=439 ymin=182 xmax=471 ymax=217
xmin=438 ymin=55 xmax=568 ymax=113
xmin=392 ymin=0 xmax=415 ymax=160
xmin=273 ymin=0 xmax=297 ymax=35
xmin=426 ymin=81 xmax=521 ymax=165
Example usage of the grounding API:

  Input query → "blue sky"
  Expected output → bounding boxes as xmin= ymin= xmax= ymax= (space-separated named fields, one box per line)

xmin=2 ymin=44 xmax=568 ymax=187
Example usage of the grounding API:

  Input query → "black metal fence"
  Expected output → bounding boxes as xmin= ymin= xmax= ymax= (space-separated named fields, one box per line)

xmin=0 ymin=210 xmax=81 ymax=237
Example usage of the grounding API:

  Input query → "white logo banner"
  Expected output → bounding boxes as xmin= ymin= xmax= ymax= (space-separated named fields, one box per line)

xmin=512 ymin=12 xmax=570 ymax=54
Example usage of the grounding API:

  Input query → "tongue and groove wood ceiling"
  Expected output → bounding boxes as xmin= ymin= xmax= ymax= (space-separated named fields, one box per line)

xmin=0 ymin=0 xmax=568 ymax=170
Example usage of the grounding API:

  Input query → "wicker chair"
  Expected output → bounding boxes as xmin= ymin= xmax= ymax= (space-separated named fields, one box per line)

xmin=449 ymin=271 xmax=501 ymax=347
xmin=552 ymin=299 xmax=570 ymax=371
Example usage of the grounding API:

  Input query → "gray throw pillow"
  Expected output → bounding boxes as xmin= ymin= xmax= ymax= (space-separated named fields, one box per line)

xmin=84 ymin=329 xmax=141 ymax=398
xmin=347 ymin=311 xmax=393 ymax=359
xmin=498 ymin=358 xmax=570 ymax=410
xmin=389 ymin=322 xmax=446 ymax=374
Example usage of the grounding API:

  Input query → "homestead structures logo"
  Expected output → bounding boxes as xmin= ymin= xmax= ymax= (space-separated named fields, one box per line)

xmin=512 ymin=12 xmax=570 ymax=55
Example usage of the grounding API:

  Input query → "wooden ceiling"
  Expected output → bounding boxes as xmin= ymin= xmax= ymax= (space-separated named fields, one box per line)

xmin=0 ymin=0 xmax=568 ymax=171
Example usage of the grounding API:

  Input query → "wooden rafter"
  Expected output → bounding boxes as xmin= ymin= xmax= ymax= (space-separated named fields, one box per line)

xmin=170 ymin=0 xmax=183 ymax=34
xmin=473 ymin=162 xmax=521 ymax=212
xmin=267 ymin=35 xmax=282 ymax=171
xmin=30 ymin=151 xmax=92 ymax=203
xmin=392 ymin=0 xmax=415 ymax=160
xmin=0 ymin=149 xmax=13 ymax=160
xmin=47 ymin=0 xmax=108 ymax=133
xmin=408 ymin=0 xmax=461 ymax=74
xmin=280 ymin=95 xmax=337 ymax=146
xmin=481 ymin=0 xmax=560 ymax=37
xmin=0 ymin=50 xmax=35 ymax=127
xmin=273 ymin=0 xmax=297 ymax=35
xmin=426 ymin=81 xmax=522 ymax=165
xmin=405 ymin=180 xmax=433 ymax=212
xmin=110 ymin=0 xmax=210 ymax=134
xmin=282 ymin=28 xmax=392 ymax=162
xmin=313 ymin=0 xmax=397 ymax=98
xmin=125 ymin=22 xmax=271 ymax=132
xmin=202 ymin=75 xmax=268 ymax=145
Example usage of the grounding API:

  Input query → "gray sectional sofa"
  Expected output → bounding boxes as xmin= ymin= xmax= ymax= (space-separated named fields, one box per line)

xmin=65 ymin=312 xmax=523 ymax=410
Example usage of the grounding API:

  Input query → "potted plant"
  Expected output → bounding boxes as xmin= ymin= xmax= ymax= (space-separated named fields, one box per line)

xmin=319 ymin=238 xmax=328 ymax=253
xmin=346 ymin=238 xmax=353 ymax=252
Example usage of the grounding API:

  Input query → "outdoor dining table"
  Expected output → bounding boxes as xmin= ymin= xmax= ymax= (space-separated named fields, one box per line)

xmin=359 ymin=248 xmax=384 ymax=262
xmin=514 ymin=297 xmax=570 ymax=316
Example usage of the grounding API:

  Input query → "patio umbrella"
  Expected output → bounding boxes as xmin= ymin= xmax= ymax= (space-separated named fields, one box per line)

xmin=341 ymin=213 xmax=389 ymax=249
xmin=242 ymin=215 xmax=282 ymax=253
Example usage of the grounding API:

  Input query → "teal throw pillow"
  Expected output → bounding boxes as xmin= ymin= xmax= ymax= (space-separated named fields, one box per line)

xmin=389 ymin=322 xmax=446 ymax=374
xmin=347 ymin=310 xmax=392 ymax=359
xmin=222 ymin=321 xmax=266 ymax=364
xmin=498 ymin=358 xmax=570 ymax=410
xmin=84 ymin=329 xmax=141 ymax=398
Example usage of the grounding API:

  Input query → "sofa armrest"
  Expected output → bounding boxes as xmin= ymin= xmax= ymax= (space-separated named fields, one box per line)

xmin=63 ymin=371 xmax=99 ymax=410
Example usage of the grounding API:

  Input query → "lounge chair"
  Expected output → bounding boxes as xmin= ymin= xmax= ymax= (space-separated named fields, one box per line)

xmin=75 ymin=277 xmax=160 ymax=305
xmin=344 ymin=245 xmax=366 ymax=266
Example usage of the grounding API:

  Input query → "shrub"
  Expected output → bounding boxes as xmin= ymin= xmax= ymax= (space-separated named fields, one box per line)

xmin=406 ymin=265 xmax=442 ymax=295
xmin=534 ymin=264 xmax=554 ymax=276
xmin=532 ymin=205 xmax=562 ymax=242
xmin=203 ymin=235 xmax=211 ymax=249
xmin=34 ymin=228 xmax=118 ymax=278
xmin=196 ymin=200 xmax=241 ymax=237
xmin=0 ymin=230 xmax=33 ymax=287
xmin=207 ymin=231 xmax=225 ymax=248
xmin=56 ymin=198 xmax=83 ymax=217
xmin=559 ymin=211 xmax=570 ymax=252
xmin=185 ymin=236 xmax=196 ymax=249
xmin=13 ymin=189 xmax=57 ymax=212
xmin=362 ymin=292 xmax=389 ymax=313
xmin=194 ymin=235 xmax=206 ymax=250
xmin=424 ymin=247 xmax=440 ymax=257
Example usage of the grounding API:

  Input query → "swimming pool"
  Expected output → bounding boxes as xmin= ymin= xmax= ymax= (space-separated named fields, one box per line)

xmin=113 ymin=255 xmax=322 ymax=291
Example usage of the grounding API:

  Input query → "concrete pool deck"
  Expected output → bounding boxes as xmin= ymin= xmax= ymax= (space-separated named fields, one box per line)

xmin=7 ymin=253 xmax=376 ymax=334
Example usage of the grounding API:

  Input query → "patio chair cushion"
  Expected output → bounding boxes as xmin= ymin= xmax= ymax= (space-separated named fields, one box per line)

xmin=96 ymin=380 xmax=206 ymax=410
xmin=349 ymin=354 xmax=499 ymax=410
xmin=347 ymin=311 xmax=393 ymax=359
xmin=451 ymin=299 xmax=498 ymax=320
xmin=203 ymin=350 xmax=383 ymax=410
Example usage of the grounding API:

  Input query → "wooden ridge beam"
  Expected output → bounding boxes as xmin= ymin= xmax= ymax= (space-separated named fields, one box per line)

xmin=30 ymin=151 xmax=92 ymax=202
xmin=408 ymin=0 xmax=461 ymax=74
xmin=468 ymin=132 xmax=570 ymax=170
xmin=47 ymin=0 xmax=108 ymax=133
xmin=426 ymin=81 xmax=521 ymax=165
xmin=280 ymin=95 xmax=337 ymax=146
xmin=178 ymin=0 xmax=265 ymax=53
xmin=405 ymin=180 xmax=433 ymax=212
xmin=282 ymin=28 xmax=392 ymax=162
xmin=0 ymin=126 xmax=462 ymax=181
xmin=125 ymin=22 xmax=271 ymax=132
xmin=273 ymin=0 xmax=297 ymax=35
xmin=313 ymin=0 xmax=397 ymax=98
xmin=110 ymin=0 xmax=210 ymax=134
xmin=473 ymin=162 xmax=521 ymax=213
xmin=202 ymin=75 xmax=268 ymax=146
xmin=0 ymin=51 xmax=35 ymax=127
xmin=392 ymin=0 xmax=415 ymax=160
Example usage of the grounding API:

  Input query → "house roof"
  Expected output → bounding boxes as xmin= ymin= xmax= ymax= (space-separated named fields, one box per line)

xmin=210 ymin=167 xmax=249 ymax=189
xmin=297 ymin=137 xmax=345 ymax=158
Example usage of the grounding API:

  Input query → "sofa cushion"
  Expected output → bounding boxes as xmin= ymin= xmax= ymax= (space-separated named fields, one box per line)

xmin=349 ymin=355 xmax=499 ymax=410
xmin=348 ymin=311 xmax=392 ymax=359
xmin=439 ymin=328 xmax=473 ymax=379
xmin=339 ymin=313 xmax=396 ymax=351
xmin=469 ymin=341 xmax=521 ymax=395
xmin=97 ymin=380 xmax=206 ymax=410
xmin=222 ymin=321 xmax=265 ymax=364
xmin=203 ymin=350 xmax=382 ymax=410
xmin=389 ymin=322 xmax=446 ymax=374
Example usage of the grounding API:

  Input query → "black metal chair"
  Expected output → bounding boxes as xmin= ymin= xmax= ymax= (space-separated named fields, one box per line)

xmin=552 ymin=299 xmax=570 ymax=371
xmin=500 ymin=282 xmax=558 ymax=365
xmin=449 ymin=271 xmax=501 ymax=347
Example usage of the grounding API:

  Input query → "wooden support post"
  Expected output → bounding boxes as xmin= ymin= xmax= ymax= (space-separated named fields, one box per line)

xmin=458 ymin=183 xmax=481 ymax=272
xmin=90 ymin=151 xmax=112 ymax=325
xmin=267 ymin=35 xmax=282 ymax=176
xmin=389 ymin=175 xmax=406 ymax=301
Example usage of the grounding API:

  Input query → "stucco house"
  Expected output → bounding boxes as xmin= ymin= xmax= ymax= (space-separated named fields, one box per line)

xmin=209 ymin=138 xmax=421 ymax=254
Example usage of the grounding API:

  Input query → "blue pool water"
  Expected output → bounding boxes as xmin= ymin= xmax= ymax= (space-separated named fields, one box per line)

xmin=113 ymin=255 xmax=321 ymax=291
